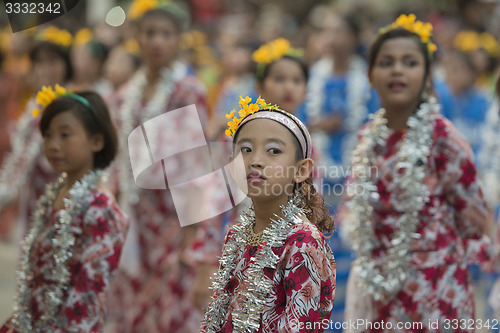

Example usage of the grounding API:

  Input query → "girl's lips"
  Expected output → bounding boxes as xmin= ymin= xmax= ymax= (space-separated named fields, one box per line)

xmin=388 ymin=81 xmax=406 ymax=92
xmin=283 ymin=95 xmax=294 ymax=103
xmin=49 ymin=157 xmax=62 ymax=164
xmin=247 ymin=171 xmax=266 ymax=183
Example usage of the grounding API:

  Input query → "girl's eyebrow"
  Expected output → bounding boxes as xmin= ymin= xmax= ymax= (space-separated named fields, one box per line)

xmin=236 ymin=138 xmax=287 ymax=145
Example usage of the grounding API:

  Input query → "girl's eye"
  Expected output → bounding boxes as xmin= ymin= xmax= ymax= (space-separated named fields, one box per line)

xmin=404 ymin=58 xmax=419 ymax=67
xmin=61 ymin=132 xmax=70 ymax=138
xmin=378 ymin=59 xmax=392 ymax=67
xmin=240 ymin=146 xmax=251 ymax=153
xmin=268 ymin=148 xmax=281 ymax=154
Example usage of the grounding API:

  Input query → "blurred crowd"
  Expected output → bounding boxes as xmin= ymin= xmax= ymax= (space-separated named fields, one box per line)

xmin=0 ymin=0 xmax=500 ymax=330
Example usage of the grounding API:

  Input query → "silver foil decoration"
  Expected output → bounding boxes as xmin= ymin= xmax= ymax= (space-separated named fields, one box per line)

xmin=12 ymin=170 xmax=102 ymax=331
xmin=201 ymin=196 xmax=303 ymax=332
xmin=346 ymin=98 xmax=437 ymax=301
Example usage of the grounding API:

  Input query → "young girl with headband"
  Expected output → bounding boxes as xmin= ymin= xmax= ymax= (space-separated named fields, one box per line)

xmin=341 ymin=14 xmax=497 ymax=329
xmin=0 ymin=85 xmax=128 ymax=332
xmin=253 ymin=38 xmax=308 ymax=116
xmin=201 ymin=96 xmax=336 ymax=332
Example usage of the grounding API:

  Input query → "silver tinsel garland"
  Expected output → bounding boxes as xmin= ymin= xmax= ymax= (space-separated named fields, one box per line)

xmin=346 ymin=98 xmax=436 ymax=301
xmin=117 ymin=62 xmax=187 ymax=207
xmin=12 ymin=170 xmax=102 ymax=331
xmin=201 ymin=197 xmax=303 ymax=333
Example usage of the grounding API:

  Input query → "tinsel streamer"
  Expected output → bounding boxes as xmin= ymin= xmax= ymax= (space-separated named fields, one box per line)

xmin=0 ymin=99 xmax=41 ymax=210
xmin=346 ymin=98 xmax=436 ymax=301
xmin=201 ymin=197 xmax=303 ymax=332
xmin=12 ymin=170 xmax=102 ymax=331
xmin=117 ymin=62 xmax=187 ymax=208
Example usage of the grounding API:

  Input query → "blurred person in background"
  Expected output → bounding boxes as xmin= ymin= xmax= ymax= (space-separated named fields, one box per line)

xmin=0 ymin=26 xmax=73 ymax=241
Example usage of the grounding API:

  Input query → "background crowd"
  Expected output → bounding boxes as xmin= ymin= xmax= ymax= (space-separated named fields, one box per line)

xmin=0 ymin=0 xmax=499 ymax=331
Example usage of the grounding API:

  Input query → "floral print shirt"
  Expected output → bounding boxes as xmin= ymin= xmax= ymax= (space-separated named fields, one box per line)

xmin=342 ymin=114 xmax=495 ymax=331
xmin=1 ymin=190 xmax=128 ymax=333
xmin=216 ymin=217 xmax=336 ymax=333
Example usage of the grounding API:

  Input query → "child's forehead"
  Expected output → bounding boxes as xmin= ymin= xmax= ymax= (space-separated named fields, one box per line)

xmin=235 ymin=118 xmax=295 ymax=142
xmin=379 ymin=37 xmax=422 ymax=54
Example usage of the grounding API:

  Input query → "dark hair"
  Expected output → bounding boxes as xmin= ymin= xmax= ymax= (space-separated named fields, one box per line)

xmin=233 ymin=116 xmax=334 ymax=234
xmin=40 ymin=91 xmax=118 ymax=169
xmin=30 ymin=41 xmax=73 ymax=82
xmin=257 ymin=55 xmax=308 ymax=83
xmin=368 ymin=28 xmax=432 ymax=82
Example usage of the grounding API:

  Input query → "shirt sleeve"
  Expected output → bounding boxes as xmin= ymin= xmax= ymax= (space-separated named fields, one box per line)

xmin=272 ymin=229 xmax=336 ymax=332
xmin=436 ymin=121 xmax=493 ymax=264
xmin=62 ymin=195 xmax=128 ymax=332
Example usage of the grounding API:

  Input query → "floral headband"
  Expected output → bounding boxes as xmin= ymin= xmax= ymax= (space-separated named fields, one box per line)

xmin=454 ymin=30 xmax=499 ymax=57
xmin=35 ymin=26 xmax=73 ymax=48
xmin=226 ymin=96 xmax=312 ymax=159
xmin=252 ymin=38 xmax=303 ymax=80
xmin=379 ymin=14 xmax=437 ymax=57
xmin=32 ymin=84 xmax=92 ymax=117
xmin=128 ymin=0 xmax=188 ymax=28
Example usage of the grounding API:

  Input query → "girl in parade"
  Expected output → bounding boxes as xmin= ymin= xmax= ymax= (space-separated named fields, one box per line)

xmin=0 ymin=26 xmax=73 ymax=234
xmin=201 ymin=96 xmax=336 ymax=332
xmin=341 ymin=14 xmax=497 ymax=330
xmin=0 ymin=85 xmax=128 ymax=332
xmin=252 ymin=37 xmax=308 ymax=116
xmin=106 ymin=1 xmax=222 ymax=332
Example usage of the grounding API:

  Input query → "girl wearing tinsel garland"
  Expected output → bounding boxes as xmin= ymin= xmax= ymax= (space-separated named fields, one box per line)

xmin=341 ymin=14 xmax=498 ymax=330
xmin=201 ymin=96 xmax=336 ymax=332
xmin=0 ymin=86 xmax=128 ymax=332
xmin=105 ymin=1 xmax=222 ymax=332
xmin=0 ymin=26 xmax=73 ymax=234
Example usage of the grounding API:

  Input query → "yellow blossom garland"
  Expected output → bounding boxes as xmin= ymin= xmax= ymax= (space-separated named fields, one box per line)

xmin=252 ymin=38 xmax=303 ymax=80
xmin=32 ymin=84 xmax=67 ymax=117
xmin=35 ymin=26 xmax=73 ymax=48
xmin=379 ymin=14 xmax=437 ymax=56
xmin=74 ymin=28 xmax=93 ymax=46
xmin=454 ymin=30 xmax=499 ymax=57
xmin=225 ymin=96 xmax=278 ymax=137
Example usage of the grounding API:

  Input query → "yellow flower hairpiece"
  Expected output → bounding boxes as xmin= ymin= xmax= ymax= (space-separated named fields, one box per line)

xmin=123 ymin=39 xmax=140 ymax=55
xmin=454 ymin=30 xmax=499 ymax=57
xmin=380 ymin=14 xmax=437 ymax=55
xmin=36 ymin=26 xmax=73 ymax=48
xmin=32 ymin=84 xmax=68 ymax=117
xmin=74 ymin=28 xmax=93 ymax=46
xmin=128 ymin=0 xmax=173 ymax=20
xmin=252 ymin=37 xmax=303 ymax=64
xmin=225 ymin=96 xmax=279 ymax=137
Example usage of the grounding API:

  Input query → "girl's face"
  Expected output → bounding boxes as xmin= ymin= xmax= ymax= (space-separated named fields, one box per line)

xmin=369 ymin=37 xmax=427 ymax=111
xmin=258 ymin=58 xmax=307 ymax=113
xmin=443 ymin=52 xmax=476 ymax=96
xmin=71 ymin=44 xmax=101 ymax=80
xmin=137 ymin=15 xmax=179 ymax=69
xmin=32 ymin=49 xmax=67 ymax=89
xmin=233 ymin=118 xmax=303 ymax=202
xmin=104 ymin=47 xmax=137 ymax=89
xmin=43 ymin=111 xmax=102 ymax=179
xmin=322 ymin=14 xmax=357 ymax=56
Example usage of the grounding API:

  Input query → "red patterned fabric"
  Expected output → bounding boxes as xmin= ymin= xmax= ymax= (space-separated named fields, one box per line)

xmin=106 ymin=75 xmax=223 ymax=333
xmin=1 ymin=190 xmax=128 ymax=333
xmin=214 ymin=217 xmax=336 ymax=333
xmin=343 ymin=114 xmax=495 ymax=330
